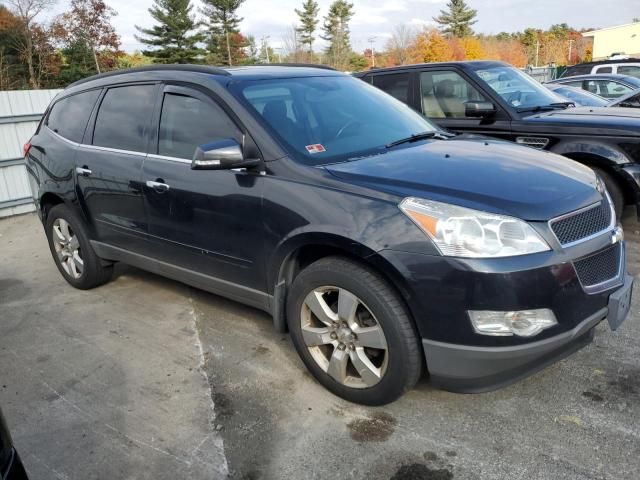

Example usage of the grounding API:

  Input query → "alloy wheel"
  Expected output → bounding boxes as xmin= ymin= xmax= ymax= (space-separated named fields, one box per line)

xmin=300 ymin=286 xmax=389 ymax=389
xmin=52 ymin=218 xmax=83 ymax=279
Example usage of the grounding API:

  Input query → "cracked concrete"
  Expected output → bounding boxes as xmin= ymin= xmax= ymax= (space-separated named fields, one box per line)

xmin=0 ymin=214 xmax=227 ymax=479
xmin=1 ymin=210 xmax=639 ymax=480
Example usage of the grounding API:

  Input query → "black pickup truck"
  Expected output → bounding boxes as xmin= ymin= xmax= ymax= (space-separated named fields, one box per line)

xmin=355 ymin=61 xmax=640 ymax=218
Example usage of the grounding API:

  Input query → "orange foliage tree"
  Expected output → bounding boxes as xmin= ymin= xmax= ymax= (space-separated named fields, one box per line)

xmin=408 ymin=29 xmax=452 ymax=63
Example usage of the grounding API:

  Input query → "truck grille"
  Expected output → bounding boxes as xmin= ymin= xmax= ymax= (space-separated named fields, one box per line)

xmin=550 ymin=199 xmax=612 ymax=246
xmin=573 ymin=243 xmax=621 ymax=288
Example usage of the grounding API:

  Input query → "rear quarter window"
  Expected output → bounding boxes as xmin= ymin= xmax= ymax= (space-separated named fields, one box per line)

xmin=371 ymin=73 xmax=411 ymax=104
xmin=47 ymin=89 xmax=101 ymax=143
xmin=93 ymin=84 xmax=156 ymax=152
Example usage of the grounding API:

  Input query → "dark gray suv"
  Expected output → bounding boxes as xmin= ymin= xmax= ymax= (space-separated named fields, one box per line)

xmin=26 ymin=65 xmax=633 ymax=405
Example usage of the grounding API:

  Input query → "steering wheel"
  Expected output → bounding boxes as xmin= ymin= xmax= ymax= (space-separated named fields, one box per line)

xmin=506 ymin=90 xmax=522 ymax=106
xmin=335 ymin=119 xmax=359 ymax=139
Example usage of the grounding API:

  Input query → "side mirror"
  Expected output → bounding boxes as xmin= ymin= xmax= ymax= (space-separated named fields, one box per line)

xmin=465 ymin=101 xmax=496 ymax=118
xmin=191 ymin=139 xmax=260 ymax=170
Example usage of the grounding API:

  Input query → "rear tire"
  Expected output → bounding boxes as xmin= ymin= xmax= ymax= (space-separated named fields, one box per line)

xmin=287 ymin=256 xmax=422 ymax=405
xmin=45 ymin=204 xmax=113 ymax=289
xmin=592 ymin=167 xmax=624 ymax=220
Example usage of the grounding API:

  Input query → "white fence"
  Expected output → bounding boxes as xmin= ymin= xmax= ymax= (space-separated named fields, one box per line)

xmin=0 ymin=89 xmax=62 ymax=218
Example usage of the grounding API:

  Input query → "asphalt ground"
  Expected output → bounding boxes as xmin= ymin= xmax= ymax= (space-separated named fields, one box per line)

xmin=1 ymin=210 xmax=639 ymax=480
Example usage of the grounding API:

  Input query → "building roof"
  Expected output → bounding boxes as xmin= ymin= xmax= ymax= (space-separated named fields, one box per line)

xmin=582 ymin=22 xmax=640 ymax=36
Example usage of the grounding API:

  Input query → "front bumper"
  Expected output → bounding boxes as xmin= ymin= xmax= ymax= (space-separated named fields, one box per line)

xmin=378 ymin=233 xmax=631 ymax=392
xmin=425 ymin=307 xmax=604 ymax=393
xmin=426 ymin=272 xmax=633 ymax=393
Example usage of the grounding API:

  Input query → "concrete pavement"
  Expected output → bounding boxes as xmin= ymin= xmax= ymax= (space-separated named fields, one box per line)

xmin=1 ymin=211 xmax=639 ymax=479
xmin=0 ymin=214 xmax=227 ymax=479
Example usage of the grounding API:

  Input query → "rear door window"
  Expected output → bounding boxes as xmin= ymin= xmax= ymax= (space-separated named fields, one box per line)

xmin=585 ymin=80 xmax=633 ymax=98
xmin=371 ymin=73 xmax=411 ymax=104
xmin=93 ymin=85 xmax=156 ymax=152
xmin=158 ymin=92 xmax=240 ymax=159
xmin=617 ymin=65 xmax=640 ymax=78
xmin=47 ymin=90 xmax=101 ymax=143
xmin=594 ymin=66 xmax=612 ymax=74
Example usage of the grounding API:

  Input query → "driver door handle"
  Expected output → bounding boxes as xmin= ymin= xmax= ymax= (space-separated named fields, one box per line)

xmin=146 ymin=180 xmax=170 ymax=193
xmin=76 ymin=166 xmax=92 ymax=176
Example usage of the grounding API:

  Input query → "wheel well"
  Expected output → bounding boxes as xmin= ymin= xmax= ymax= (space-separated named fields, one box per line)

xmin=40 ymin=193 xmax=64 ymax=220
xmin=273 ymin=243 xmax=414 ymax=334
xmin=563 ymin=153 xmax=633 ymax=204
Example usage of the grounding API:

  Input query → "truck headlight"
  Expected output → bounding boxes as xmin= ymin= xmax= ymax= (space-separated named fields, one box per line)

xmin=399 ymin=197 xmax=550 ymax=258
xmin=468 ymin=309 xmax=558 ymax=337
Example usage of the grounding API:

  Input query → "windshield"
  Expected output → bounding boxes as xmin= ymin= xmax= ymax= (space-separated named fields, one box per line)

xmin=473 ymin=65 xmax=566 ymax=111
xmin=546 ymin=85 xmax=609 ymax=107
xmin=230 ymin=76 xmax=438 ymax=164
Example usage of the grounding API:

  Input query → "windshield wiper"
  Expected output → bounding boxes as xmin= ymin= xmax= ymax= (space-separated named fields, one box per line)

xmin=385 ymin=131 xmax=449 ymax=148
xmin=516 ymin=102 xmax=573 ymax=113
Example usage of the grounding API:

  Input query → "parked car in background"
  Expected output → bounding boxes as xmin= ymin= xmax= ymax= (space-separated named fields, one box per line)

xmin=355 ymin=61 xmax=640 ymax=217
xmin=1 ymin=408 xmax=28 ymax=480
xmin=609 ymin=89 xmax=640 ymax=108
xmin=26 ymin=65 xmax=633 ymax=405
xmin=561 ymin=59 xmax=640 ymax=78
xmin=544 ymin=83 xmax=609 ymax=107
xmin=547 ymin=74 xmax=640 ymax=99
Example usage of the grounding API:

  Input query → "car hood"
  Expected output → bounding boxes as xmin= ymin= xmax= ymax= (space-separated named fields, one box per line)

xmin=523 ymin=105 xmax=640 ymax=135
xmin=324 ymin=136 xmax=601 ymax=221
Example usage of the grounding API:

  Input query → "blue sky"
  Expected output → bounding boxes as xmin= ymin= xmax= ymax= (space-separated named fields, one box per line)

xmin=44 ymin=0 xmax=639 ymax=52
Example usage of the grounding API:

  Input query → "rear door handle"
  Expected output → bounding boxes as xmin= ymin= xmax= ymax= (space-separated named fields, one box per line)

xmin=76 ymin=167 xmax=92 ymax=176
xmin=146 ymin=180 xmax=170 ymax=193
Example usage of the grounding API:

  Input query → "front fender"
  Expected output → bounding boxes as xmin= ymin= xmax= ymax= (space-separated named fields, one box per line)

xmin=550 ymin=140 xmax=631 ymax=166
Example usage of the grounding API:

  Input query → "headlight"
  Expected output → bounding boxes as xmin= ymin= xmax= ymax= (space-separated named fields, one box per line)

xmin=399 ymin=197 xmax=550 ymax=258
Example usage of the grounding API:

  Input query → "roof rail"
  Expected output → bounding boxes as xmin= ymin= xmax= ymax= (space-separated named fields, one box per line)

xmin=67 ymin=64 xmax=231 ymax=89
xmin=244 ymin=63 xmax=336 ymax=70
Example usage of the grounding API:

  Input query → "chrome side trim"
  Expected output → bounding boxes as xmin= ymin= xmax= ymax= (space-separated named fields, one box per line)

xmin=548 ymin=193 xmax=616 ymax=248
xmin=80 ymin=144 xmax=144 ymax=156
xmin=574 ymin=242 xmax=625 ymax=295
xmin=147 ymin=153 xmax=192 ymax=164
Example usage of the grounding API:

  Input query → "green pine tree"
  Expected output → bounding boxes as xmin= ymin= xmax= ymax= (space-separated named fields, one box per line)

xmin=135 ymin=0 xmax=204 ymax=64
xmin=321 ymin=0 xmax=354 ymax=70
xmin=295 ymin=0 xmax=320 ymax=54
xmin=200 ymin=0 xmax=245 ymax=66
xmin=433 ymin=0 xmax=477 ymax=38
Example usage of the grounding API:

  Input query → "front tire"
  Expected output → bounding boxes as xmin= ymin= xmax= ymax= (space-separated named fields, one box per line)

xmin=592 ymin=167 xmax=624 ymax=220
xmin=287 ymin=256 xmax=422 ymax=405
xmin=45 ymin=204 xmax=113 ymax=289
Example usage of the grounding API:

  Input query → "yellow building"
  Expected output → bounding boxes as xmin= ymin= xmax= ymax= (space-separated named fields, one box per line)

xmin=582 ymin=23 xmax=640 ymax=60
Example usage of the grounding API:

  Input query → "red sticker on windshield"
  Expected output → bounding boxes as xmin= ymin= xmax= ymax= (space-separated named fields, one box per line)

xmin=305 ymin=144 xmax=326 ymax=154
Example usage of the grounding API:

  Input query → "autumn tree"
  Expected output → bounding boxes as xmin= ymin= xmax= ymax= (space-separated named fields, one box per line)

xmin=322 ymin=0 xmax=354 ymax=70
xmin=460 ymin=36 xmax=484 ymax=59
xmin=409 ymin=29 xmax=452 ymax=63
xmin=295 ymin=0 xmax=319 ymax=55
xmin=201 ymin=0 xmax=245 ymax=66
xmin=135 ymin=0 xmax=204 ymax=64
xmin=6 ymin=0 xmax=57 ymax=88
xmin=51 ymin=0 xmax=120 ymax=74
xmin=433 ymin=0 xmax=477 ymax=38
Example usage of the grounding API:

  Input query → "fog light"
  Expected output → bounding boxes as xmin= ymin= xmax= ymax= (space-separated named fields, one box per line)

xmin=468 ymin=309 xmax=558 ymax=337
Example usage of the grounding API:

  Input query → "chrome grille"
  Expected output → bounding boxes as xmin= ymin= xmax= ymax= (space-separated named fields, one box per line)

xmin=573 ymin=243 xmax=621 ymax=288
xmin=550 ymin=199 xmax=612 ymax=246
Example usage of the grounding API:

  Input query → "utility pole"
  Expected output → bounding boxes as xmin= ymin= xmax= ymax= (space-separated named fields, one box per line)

xmin=568 ymin=39 xmax=574 ymax=65
xmin=368 ymin=36 xmax=376 ymax=68
xmin=261 ymin=35 xmax=270 ymax=63
xmin=535 ymin=41 xmax=540 ymax=67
